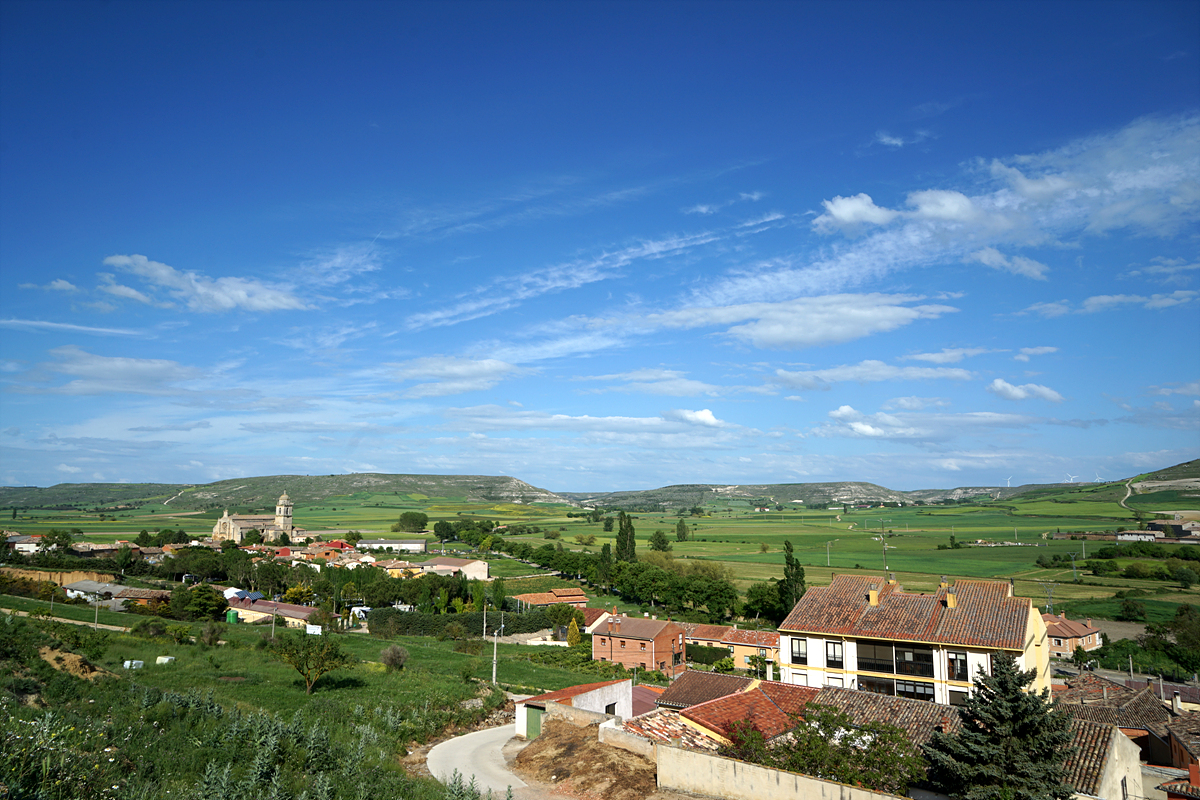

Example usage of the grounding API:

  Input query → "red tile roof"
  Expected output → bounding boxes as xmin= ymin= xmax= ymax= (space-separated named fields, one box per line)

xmin=1043 ymin=614 xmax=1100 ymax=639
xmin=520 ymin=678 xmax=628 ymax=708
xmin=597 ymin=616 xmax=683 ymax=641
xmin=722 ymin=628 xmax=779 ymax=647
xmin=656 ymin=670 xmax=753 ymax=710
xmin=779 ymin=575 xmax=1032 ymax=650
xmin=1064 ymin=718 xmax=1119 ymax=798
xmin=633 ymin=685 xmax=665 ymax=717
xmin=813 ymin=686 xmax=963 ymax=742
xmin=621 ymin=709 xmax=720 ymax=751
xmin=580 ymin=607 xmax=610 ymax=627
xmin=682 ymin=683 xmax=819 ymax=740
xmin=685 ymin=624 xmax=734 ymax=642
xmin=1168 ymin=712 xmax=1200 ymax=760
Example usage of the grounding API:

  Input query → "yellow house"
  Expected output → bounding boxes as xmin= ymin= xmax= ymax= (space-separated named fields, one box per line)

xmin=777 ymin=574 xmax=1048 ymax=706
xmin=722 ymin=628 xmax=780 ymax=677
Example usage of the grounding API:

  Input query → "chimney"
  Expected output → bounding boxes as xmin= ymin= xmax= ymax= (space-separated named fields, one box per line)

xmin=1173 ymin=691 xmax=1184 ymax=716
xmin=614 ymin=616 xmax=621 ymax=633
xmin=1191 ymin=762 xmax=1199 ymax=788
xmin=887 ymin=572 xmax=897 ymax=585
xmin=1103 ymin=687 xmax=1108 ymax=702
xmin=945 ymin=590 xmax=957 ymax=609
xmin=607 ymin=617 xmax=614 ymax=634
xmin=868 ymin=584 xmax=879 ymax=606
xmin=1086 ymin=618 xmax=1092 ymax=628
xmin=939 ymin=576 xmax=948 ymax=589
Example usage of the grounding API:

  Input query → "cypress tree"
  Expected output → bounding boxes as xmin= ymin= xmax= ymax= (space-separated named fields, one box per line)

xmin=597 ymin=543 xmax=613 ymax=591
xmin=615 ymin=512 xmax=637 ymax=563
xmin=923 ymin=653 xmax=1074 ymax=800
xmin=778 ymin=539 xmax=806 ymax=611
xmin=675 ymin=518 xmax=689 ymax=541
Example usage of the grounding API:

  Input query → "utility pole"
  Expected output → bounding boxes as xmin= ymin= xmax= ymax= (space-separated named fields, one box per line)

xmin=93 ymin=597 xmax=99 ymax=630
xmin=881 ymin=539 xmax=896 ymax=571
xmin=492 ymin=610 xmax=505 ymax=685
xmin=826 ymin=540 xmax=838 ymax=567
xmin=1067 ymin=552 xmax=1079 ymax=581
xmin=875 ymin=518 xmax=891 ymax=534
xmin=1036 ymin=581 xmax=1058 ymax=614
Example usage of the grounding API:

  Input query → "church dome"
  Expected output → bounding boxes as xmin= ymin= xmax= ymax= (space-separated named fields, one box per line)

xmin=278 ymin=492 xmax=291 ymax=503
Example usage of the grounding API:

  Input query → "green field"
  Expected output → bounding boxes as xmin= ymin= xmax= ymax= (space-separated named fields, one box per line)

xmin=6 ymin=471 xmax=1198 ymax=620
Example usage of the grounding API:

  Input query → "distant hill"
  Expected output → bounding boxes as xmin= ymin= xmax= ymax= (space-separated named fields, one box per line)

xmin=0 ymin=473 xmax=569 ymax=511
xmin=2 ymin=459 xmax=1193 ymax=512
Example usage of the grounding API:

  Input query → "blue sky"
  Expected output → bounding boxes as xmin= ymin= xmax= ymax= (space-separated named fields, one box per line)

xmin=1 ymin=0 xmax=1197 ymax=493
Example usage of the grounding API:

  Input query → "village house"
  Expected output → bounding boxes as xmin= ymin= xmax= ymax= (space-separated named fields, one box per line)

xmin=1166 ymin=711 xmax=1200 ymax=769
xmin=722 ymin=628 xmax=780 ymax=678
xmin=356 ymin=539 xmax=427 ymax=553
xmin=416 ymin=556 xmax=489 ymax=581
xmin=512 ymin=586 xmax=588 ymax=610
xmin=212 ymin=492 xmax=305 ymax=544
xmin=1053 ymin=673 xmax=1174 ymax=764
xmin=1042 ymin=613 xmax=1103 ymax=658
xmin=225 ymin=595 xmax=317 ymax=627
xmin=777 ymin=574 xmax=1049 ymax=705
xmin=581 ymin=606 xmax=613 ymax=633
xmin=515 ymin=679 xmax=633 ymax=739
xmin=678 ymin=622 xmax=734 ymax=651
xmin=592 ymin=613 xmax=686 ymax=677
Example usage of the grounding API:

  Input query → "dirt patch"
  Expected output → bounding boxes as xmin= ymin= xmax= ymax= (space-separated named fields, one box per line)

xmin=37 ymin=646 xmax=114 ymax=681
xmin=514 ymin=719 xmax=659 ymax=800
xmin=1090 ymin=619 xmax=1146 ymax=643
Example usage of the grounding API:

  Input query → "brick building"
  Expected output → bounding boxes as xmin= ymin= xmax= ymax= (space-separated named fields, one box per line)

xmin=593 ymin=613 xmax=686 ymax=678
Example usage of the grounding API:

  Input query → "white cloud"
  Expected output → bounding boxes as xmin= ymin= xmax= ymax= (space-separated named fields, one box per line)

xmin=575 ymin=368 xmax=723 ymax=397
xmin=813 ymin=406 xmax=1041 ymax=442
xmin=1014 ymin=346 xmax=1058 ymax=362
xmin=906 ymin=189 xmax=977 ymax=221
xmin=295 ymin=244 xmax=382 ymax=287
xmin=986 ymin=378 xmax=1064 ymax=402
xmin=1022 ymin=300 xmax=1072 ymax=317
xmin=1151 ymin=380 xmax=1200 ymax=397
xmin=103 ymin=254 xmax=308 ymax=312
xmin=646 ymin=293 xmax=958 ymax=351
xmin=813 ymin=193 xmax=899 ymax=232
xmin=684 ymin=204 xmax=719 ymax=215
xmin=0 ymin=319 xmax=140 ymax=336
xmin=966 ymin=247 xmax=1049 ymax=280
xmin=775 ymin=360 xmax=973 ymax=391
xmin=875 ymin=130 xmax=930 ymax=148
xmin=56 ymin=464 xmax=81 ymax=474
xmin=98 ymin=274 xmax=156 ymax=304
xmin=882 ymin=396 xmax=950 ymax=410
xmin=1122 ymin=257 xmax=1200 ymax=284
xmin=902 ymin=348 xmax=996 ymax=364
xmin=989 ymin=162 xmax=1074 ymax=200
xmin=661 ymin=408 xmax=726 ymax=427
xmin=31 ymin=346 xmax=204 ymax=396
xmin=1081 ymin=290 xmax=1197 ymax=313
xmin=392 ymin=356 xmax=524 ymax=398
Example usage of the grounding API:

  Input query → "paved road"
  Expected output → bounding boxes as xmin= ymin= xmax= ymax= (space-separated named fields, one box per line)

xmin=427 ymin=724 xmax=528 ymax=797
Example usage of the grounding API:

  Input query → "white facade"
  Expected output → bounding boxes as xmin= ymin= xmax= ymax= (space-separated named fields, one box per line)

xmin=777 ymin=633 xmax=1022 ymax=706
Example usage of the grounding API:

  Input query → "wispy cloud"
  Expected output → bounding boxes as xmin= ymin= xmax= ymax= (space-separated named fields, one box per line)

xmin=574 ymin=368 xmax=724 ymax=397
xmin=814 ymin=404 xmax=1040 ymax=442
xmin=966 ymin=247 xmax=1049 ymax=280
xmin=986 ymin=378 xmax=1064 ymax=402
xmin=26 ymin=346 xmax=204 ymax=396
xmin=901 ymin=348 xmax=998 ymax=364
xmin=1014 ymin=346 xmax=1057 ymax=362
xmin=129 ymin=420 xmax=212 ymax=432
xmin=18 ymin=279 xmax=78 ymax=292
xmin=775 ymin=360 xmax=973 ymax=391
xmin=103 ymin=254 xmax=308 ymax=312
xmin=1023 ymin=291 xmax=1197 ymax=317
xmin=1121 ymin=257 xmax=1199 ymax=285
xmin=391 ymin=356 xmax=525 ymax=398
xmin=874 ymin=130 xmax=931 ymax=148
xmin=0 ymin=319 xmax=141 ymax=336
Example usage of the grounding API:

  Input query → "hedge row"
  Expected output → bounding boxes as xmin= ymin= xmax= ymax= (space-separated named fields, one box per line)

xmin=366 ymin=608 xmax=552 ymax=638
xmin=687 ymin=643 xmax=731 ymax=665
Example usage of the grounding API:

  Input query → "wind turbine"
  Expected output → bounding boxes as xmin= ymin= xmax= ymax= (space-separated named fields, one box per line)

xmin=1006 ymin=476 xmax=1012 ymax=488
xmin=1094 ymin=473 xmax=1103 ymax=483
xmin=1065 ymin=473 xmax=1077 ymax=483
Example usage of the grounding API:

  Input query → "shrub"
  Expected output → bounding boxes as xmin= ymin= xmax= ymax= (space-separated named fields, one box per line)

xmin=130 ymin=617 xmax=170 ymax=639
xmin=380 ymin=644 xmax=409 ymax=672
xmin=199 ymin=620 xmax=224 ymax=647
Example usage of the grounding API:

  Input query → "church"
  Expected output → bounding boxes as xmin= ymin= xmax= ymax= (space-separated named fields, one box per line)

xmin=212 ymin=492 xmax=305 ymax=543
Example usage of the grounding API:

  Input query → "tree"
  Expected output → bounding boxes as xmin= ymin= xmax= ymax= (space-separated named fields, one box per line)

xmin=270 ymin=633 xmax=356 ymax=694
xmin=395 ymin=512 xmax=429 ymax=532
xmin=615 ymin=512 xmax=637 ymax=563
xmin=277 ymin=532 xmax=291 ymax=546
xmin=1071 ymin=645 xmax=1089 ymax=670
xmin=114 ymin=544 xmax=135 ymax=572
xmin=1175 ymin=566 xmax=1197 ymax=589
xmin=675 ymin=518 xmax=689 ymax=542
xmin=491 ymin=577 xmax=507 ymax=611
xmin=1119 ymin=598 xmax=1146 ymax=621
xmin=649 ymin=529 xmax=672 ymax=552
xmin=923 ymin=653 xmax=1074 ymax=800
xmin=743 ymin=581 xmax=785 ymax=625
xmin=597 ymin=544 xmax=613 ymax=592
xmin=567 ymin=618 xmax=581 ymax=647
xmin=778 ymin=540 xmax=805 ymax=612
xmin=602 ymin=517 xmax=614 ymax=532
xmin=242 ymin=530 xmax=263 ymax=546
xmin=380 ymin=644 xmax=409 ymax=672
xmin=345 ymin=530 xmax=363 ymax=546
xmin=38 ymin=528 xmax=73 ymax=553
xmin=433 ymin=521 xmax=454 ymax=541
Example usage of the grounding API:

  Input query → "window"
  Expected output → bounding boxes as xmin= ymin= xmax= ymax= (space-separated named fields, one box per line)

xmin=640 ymin=642 xmax=646 ymax=651
xmin=825 ymin=676 xmax=843 ymax=688
xmin=895 ymin=645 xmax=934 ymax=677
xmin=605 ymin=703 xmax=616 ymax=715
xmin=1121 ymin=777 xmax=1128 ymax=800
xmin=859 ymin=675 xmax=895 ymax=695
xmin=896 ymin=679 xmax=935 ymax=702
xmin=948 ymin=650 xmax=968 ymax=682
xmin=949 ymin=690 xmax=969 ymax=707
xmin=790 ymin=638 xmax=807 ymax=665
xmin=599 ymin=638 xmax=607 ymax=646
xmin=1053 ymin=638 xmax=1062 ymax=647
xmin=759 ymin=648 xmax=766 ymax=657
xmin=858 ymin=642 xmax=894 ymax=673
xmin=620 ymin=640 xmax=625 ymax=648
xmin=744 ymin=655 xmax=751 ymax=664
xmin=826 ymin=641 xmax=843 ymax=669
xmin=640 ymin=662 xmax=646 ymax=669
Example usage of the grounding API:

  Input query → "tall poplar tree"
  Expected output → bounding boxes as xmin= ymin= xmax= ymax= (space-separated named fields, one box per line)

xmin=778 ymin=539 xmax=806 ymax=611
xmin=923 ymin=653 xmax=1074 ymax=800
xmin=675 ymin=518 xmax=689 ymax=541
xmin=597 ymin=543 xmax=614 ymax=591
xmin=615 ymin=512 xmax=637 ymax=563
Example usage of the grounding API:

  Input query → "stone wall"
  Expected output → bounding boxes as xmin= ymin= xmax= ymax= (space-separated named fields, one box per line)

xmin=545 ymin=700 xmax=612 ymax=727
xmin=598 ymin=719 xmax=656 ymax=759
xmin=657 ymin=745 xmax=907 ymax=800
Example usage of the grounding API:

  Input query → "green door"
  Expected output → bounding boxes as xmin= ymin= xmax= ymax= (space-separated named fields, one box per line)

xmin=527 ymin=707 xmax=542 ymax=739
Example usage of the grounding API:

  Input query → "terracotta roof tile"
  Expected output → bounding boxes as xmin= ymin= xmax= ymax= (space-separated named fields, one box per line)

xmin=779 ymin=574 xmax=1032 ymax=650
xmin=686 ymin=624 xmax=734 ymax=642
xmin=521 ymin=679 xmax=628 ymax=708
xmin=1063 ymin=718 xmax=1118 ymax=797
xmin=1042 ymin=614 xmax=1100 ymax=639
xmin=621 ymin=709 xmax=720 ymax=751
xmin=682 ymin=683 xmax=818 ymax=740
xmin=1056 ymin=675 xmax=1171 ymax=736
xmin=656 ymin=670 xmax=753 ymax=709
xmin=1158 ymin=779 xmax=1200 ymax=800
xmin=1167 ymin=712 xmax=1200 ymax=760
xmin=813 ymin=687 xmax=963 ymax=743
xmin=581 ymin=607 xmax=610 ymax=626
xmin=722 ymin=629 xmax=779 ymax=647
xmin=597 ymin=616 xmax=683 ymax=641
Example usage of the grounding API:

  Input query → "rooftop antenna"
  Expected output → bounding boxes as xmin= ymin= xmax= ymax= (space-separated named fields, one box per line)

xmin=1065 ymin=473 xmax=1078 ymax=483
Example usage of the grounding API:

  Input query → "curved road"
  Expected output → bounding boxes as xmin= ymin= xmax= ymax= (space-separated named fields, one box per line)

xmin=427 ymin=724 xmax=528 ymax=797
